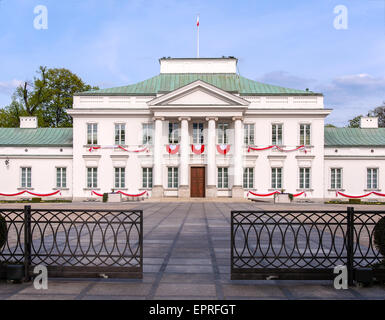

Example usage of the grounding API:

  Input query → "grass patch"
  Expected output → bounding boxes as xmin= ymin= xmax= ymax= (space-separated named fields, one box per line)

xmin=325 ymin=200 xmax=385 ymax=205
xmin=0 ymin=200 xmax=72 ymax=204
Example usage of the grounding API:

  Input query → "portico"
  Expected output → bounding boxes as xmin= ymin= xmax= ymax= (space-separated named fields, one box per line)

xmin=147 ymin=76 xmax=249 ymax=199
xmin=148 ymin=114 xmax=246 ymax=199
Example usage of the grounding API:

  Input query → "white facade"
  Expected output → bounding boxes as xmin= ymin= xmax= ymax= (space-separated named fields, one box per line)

xmin=0 ymin=57 xmax=384 ymax=201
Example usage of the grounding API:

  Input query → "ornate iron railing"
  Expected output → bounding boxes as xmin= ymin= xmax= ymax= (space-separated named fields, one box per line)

xmin=0 ymin=206 xmax=143 ymax=279
xmin=231 ymin=208 xmax=385 ymax=283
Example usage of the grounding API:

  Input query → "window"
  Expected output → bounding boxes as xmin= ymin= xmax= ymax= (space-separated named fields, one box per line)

xmin=244 ymin=124 xmax=255 ymax=145
xmin=193 ymin=123 xmax=204 ymax=144
xmin=168 ymin=123 xmax=179 ymax=144
xmin=168 ymin=167 xmax=179 ymax=189
xmin=21 ymin=167 xmax=31 ymax=188
xmin=272 ymin=124 xmax=283 ymax=146
xmin=271 ymin=168 xmax=282 ymax=189
xmin=115 ymin=168 xmax=125 ymax=189
xmin=142 ymin=123 xmax=154 ymax=145
xmin=115 ymin=124 xmax=126 ymax=145
xmin=218 ymin=123 xmax=229 ymax=144
xmin=243 ymin=168 xmax=254 ymax=189
xmin=367 ymin=168 xmax=378 ymax=189
xmin=299 ymin=168 xmax=310 ymax=189
xmin=87 ymin=168 xmax=98 ymax=188
xmin=300 ymin=124 xmax=311 ymax=146
xmin=56 ymin=168 xmax=67 ymax=188
xmin=87 ymin=123 xmax=98 ymax=145
xmin=331 ymin=168 xmax=342 ymax=190
xmin=142 ymin=168 xmax=153 ymax=189
xmin=218 ymin=167 xmax=229 ymax=189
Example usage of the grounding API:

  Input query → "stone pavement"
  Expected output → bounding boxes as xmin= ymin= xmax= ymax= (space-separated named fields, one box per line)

xmin=0 ymin=201 xmax=384 ymax=300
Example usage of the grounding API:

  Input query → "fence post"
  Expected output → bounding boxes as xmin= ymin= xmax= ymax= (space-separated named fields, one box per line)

xmin=140 ymin=210 xmax=143 ymax=274
xmin=23 ymin=205 xmax=32 ymax=282
xmin=346 ymin=207 xmax=354 ymax=286
xmin=230 ymin=211 xmax=234 ymax=276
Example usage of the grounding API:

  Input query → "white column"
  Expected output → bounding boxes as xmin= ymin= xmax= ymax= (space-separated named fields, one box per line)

xmin=206 ymin=117 xmax=218 ymax=197
xmin=152 ymin=117 xmax=164 ymax=198
xmin=178 ymin=117 xmax=190 ymax=197
xmin=232 ymin=117 xmax=244 ymax=198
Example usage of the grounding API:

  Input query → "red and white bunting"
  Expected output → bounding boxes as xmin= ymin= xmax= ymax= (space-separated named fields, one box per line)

xmin=92 ymin=190 xmax=148 ymax=198
xmin=88 ymin=146 xmax=148 ymax=153
xmin=248 ymin=145 xmax=307 ymax=153
xmin=0 ymin=190 xmax=62 ymax=197
xmin=191 ymin=144 xmax=205 ymax=155
xmin=247 ymin=191 xmax=307 ymax=198
xmin=336 ymin=191 xmax=385 ymax=199
xmin=166 ymin=144 xmax=180 ymax=154
xmin=117 ymin=146 xmax=149 ymax=153
xmin=217 ymin=144 xmax=231 ymax=155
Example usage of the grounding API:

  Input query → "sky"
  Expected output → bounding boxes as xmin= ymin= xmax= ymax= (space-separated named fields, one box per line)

xmin=0 ymin=0 xmax=385 ymax=126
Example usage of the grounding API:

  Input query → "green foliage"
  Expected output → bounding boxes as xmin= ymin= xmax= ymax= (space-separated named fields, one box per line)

xmin=31 ymin=198 xmax=42 ymax=203
xmin=369 ymin=104 xmax=385 ymax=128
xmin=325 ymin=124 xmax=336 ymax=128
xmin=0 ymin=99 xmax=26 ymax=127
xmin=348 ymin=199 xmax=361 ymax=204
xmin=0 ymin=214 xmax=7 ymax=250
xmin=0 ymin=66 xmax=98 ymax=128
xmin=374 ymin=217 xmax=385 ymax=259
xmin=39 ymin=68 xmax=98 ymax=127
xmin=103 ymin=193 xmax=108 ymax=203
xmin=348 ymin=115 xmax=362 ymax=128
xmin=288 ymin=194 xmax=294 ymax=201
xmin=348 ymin=102 xmax=385 ymax=128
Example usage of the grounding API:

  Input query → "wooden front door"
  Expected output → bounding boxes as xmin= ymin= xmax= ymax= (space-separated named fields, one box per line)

xmin=191 ymin=167 xmax=206 ymax=198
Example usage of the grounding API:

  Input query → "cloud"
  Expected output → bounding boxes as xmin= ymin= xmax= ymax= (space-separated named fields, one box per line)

xmin=315 ymin=74 xmax=385 ymax=126
xmin=257 ymin=71 xmax=316 ymax=91
xmin=256 ymin=71 xmax=385 ymax=126
xmin=0 ymin=79 xmax=23 ymax=95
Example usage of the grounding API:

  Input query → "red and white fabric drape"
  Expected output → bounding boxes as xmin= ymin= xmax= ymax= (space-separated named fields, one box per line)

xmin=0 ymin=190 xmax=62 ymax=197
xmin=89 ymin=146 xmax=149 ymax=153
xmin=92 ymin=190 xmax=148 ymax=197
xmin=248 ymin=145 xmax=307 ymax=153
xmin=217 ymin=144 xmax=231 ymax=155
xmin=247 ymin=191 xmax=307 ymax=198
xmin=166 ymin=144 xmax=180 ymax=154
xmin=191 ymin=144 xmax=205 ymax=155
xmin=336 ymin=191 xmax=385 ymax=199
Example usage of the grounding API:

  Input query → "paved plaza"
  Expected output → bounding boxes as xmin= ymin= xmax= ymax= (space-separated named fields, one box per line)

xmin=0 ymin=201 xmax=385 ymax=300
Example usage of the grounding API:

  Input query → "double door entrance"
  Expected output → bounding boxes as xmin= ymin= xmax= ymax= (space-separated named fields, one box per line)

xmin=190 ymin=167 xmax=206 ymax=198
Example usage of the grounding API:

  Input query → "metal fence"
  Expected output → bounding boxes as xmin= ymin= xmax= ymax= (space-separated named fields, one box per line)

xmin=0 ymin=206 xmax=143 ymax=279
xmin=231 ymin=208 xmax=385 ymax=283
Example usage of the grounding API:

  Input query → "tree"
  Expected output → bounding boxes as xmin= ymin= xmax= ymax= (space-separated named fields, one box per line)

xmin=369 ymin=102 xmax=385 ymax=128
xmin=0 ymin=66 xmax=98 ymax=128
xmin=0 ymin=99 xmax=26 ymax=127
xmin=348 ymin=115 xmax=362 ymax=128
xmin=39 ymin=68 xmax=98 ymax=127
xmin=347 ymin=102 xmax=385 ymax=128
xmin=325 ymin=124 xmax=336 ymax=128
xmin=15 ymin=66 xmax=48 ymax=116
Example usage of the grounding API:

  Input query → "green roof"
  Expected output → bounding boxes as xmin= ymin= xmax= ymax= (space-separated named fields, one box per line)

xmin=0 ymin=128 xmax=73 ymax=147
xmin=77 ymin=73 xmax=321 ymax=96
xmin=0 ymin=127 xmax=384 ymax=148
xmin=325 ymin=128 xmax=385 ymax=147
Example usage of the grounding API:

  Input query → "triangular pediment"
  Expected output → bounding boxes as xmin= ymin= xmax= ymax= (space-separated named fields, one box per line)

xmin=148 ymin=80 xmax=250 ymax=107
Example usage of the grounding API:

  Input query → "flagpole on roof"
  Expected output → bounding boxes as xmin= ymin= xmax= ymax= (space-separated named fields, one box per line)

xmin=197 ymin=15 xmax=200 ymax=58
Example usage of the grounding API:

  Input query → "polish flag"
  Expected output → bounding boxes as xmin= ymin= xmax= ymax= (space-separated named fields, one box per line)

xmin=197 ymin=16 xmax=200 ymax=27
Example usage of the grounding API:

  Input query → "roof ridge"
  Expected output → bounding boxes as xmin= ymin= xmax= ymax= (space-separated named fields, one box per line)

xmin=77 ymin=73 xmax=320 ymax=96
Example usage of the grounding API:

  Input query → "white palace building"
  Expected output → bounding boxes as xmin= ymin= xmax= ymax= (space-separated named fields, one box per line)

xmin=0 ymin=57 xmax=385 ymax=202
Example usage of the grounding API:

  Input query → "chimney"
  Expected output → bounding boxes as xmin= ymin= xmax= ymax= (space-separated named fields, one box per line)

xmin=20 ymin=117 xmax=38 ymax=129
xmin=360 ymin=117 xmax=378 ymax=129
